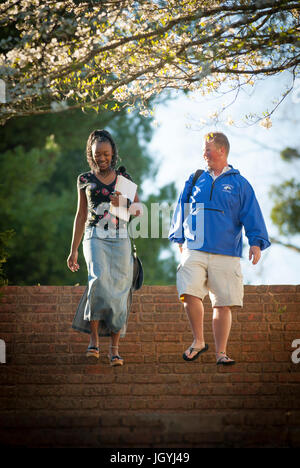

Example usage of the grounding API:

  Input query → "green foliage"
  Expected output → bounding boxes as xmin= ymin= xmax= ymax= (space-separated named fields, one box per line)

xmin=270 ymin=178 xmax=300 ymax=236
xmin=0 ymin=229 xmax=15 ymax=292
xmin=0 ymin=107 xmax=176 ymax=285
xmin=132 ymin=183 xmax=178 ymax=285
xmin=268 ymin=292 xmax=287 ymax=314
xmin=0 ymin=138 xmax=65 ymax=285
xmin=280 ymin=147 xmax=300 ymax=162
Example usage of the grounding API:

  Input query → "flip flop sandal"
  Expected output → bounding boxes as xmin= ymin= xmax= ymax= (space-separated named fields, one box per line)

xmin=183 ymin=344 xmax=209 ymax=362
xmin=110 ymin=355 xmax=124 ymax=367
xmin=108 ymin=345 xmax=124 ymax=366
xmin=86 ymin=346 xmax=100 ymax=359
xmin=216 ymin=353 xmax=235 ymax=366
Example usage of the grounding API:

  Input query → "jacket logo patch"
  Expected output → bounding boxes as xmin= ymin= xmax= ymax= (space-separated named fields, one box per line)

xmin=222 ymin=184 xmax=234 ymax=192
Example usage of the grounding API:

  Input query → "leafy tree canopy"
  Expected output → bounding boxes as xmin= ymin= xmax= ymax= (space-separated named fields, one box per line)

xmin=270 ymin=147 xmax=300 ymax=240
xmin=0 ymin=0 xmax=299 ymax=124
xmin=0 ymin=106 xmax=177 ymax=285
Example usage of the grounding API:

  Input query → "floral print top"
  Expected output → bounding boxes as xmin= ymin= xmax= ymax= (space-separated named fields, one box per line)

xmin=77 ymin=167 xmax=133 ymax=231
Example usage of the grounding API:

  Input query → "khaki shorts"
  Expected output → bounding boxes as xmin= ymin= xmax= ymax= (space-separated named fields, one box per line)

xmin=176 ymin=248 xmax=244 ymax=307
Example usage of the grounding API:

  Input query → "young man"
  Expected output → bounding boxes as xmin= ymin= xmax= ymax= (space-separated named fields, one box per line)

xmin=168 ymin=132 xmax=270 ymax=365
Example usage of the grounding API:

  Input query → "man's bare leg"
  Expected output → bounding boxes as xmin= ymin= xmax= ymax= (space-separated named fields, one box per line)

xmin=182 ymin=294 xmax=206 ymax=359
xmin=212 ymin=306 xmax=235 ymax=363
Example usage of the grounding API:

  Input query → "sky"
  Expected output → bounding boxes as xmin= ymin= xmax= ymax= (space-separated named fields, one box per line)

xmin=143 ymin=71 xmax=300 ymax=285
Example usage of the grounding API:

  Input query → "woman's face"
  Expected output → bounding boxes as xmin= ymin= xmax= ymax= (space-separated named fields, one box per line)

xmin=92 ymin=140 xmax=113 ymax=171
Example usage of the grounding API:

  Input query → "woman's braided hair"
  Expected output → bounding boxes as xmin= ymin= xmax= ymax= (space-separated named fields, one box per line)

xmin=86 ymin=129 xmax=119 ymax=171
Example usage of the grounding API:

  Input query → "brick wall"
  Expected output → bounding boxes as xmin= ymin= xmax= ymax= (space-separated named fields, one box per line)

xmin=0 ymin=285 xmax=300 ymax=448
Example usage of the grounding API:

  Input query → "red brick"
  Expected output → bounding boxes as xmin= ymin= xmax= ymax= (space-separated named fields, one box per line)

xmin=29 ymin=295 xmax=58 ymax=304
xmin=244 ymin=294 xmax=262 ymax=303
xmin=286 ymin=323 xmax=300 ymax=331
xmin=146 ymin=286 xmax=177 ymax=294
xmin=274 ymin=351 xmax=292 ymax=362
xmin=241 ymin=343 xmax=268 ymax=352
xmin=139 ymin=312 xmax=155 ymax=322
xmin=0 ymin=294 xmax=18 ymax=304
xmin=155 ymin=304 xmax=182 ymax=312
xmin=237 ymin=313 xmax=263 ymax=322
xmin=278 ymin=373 xmax=300 ymax=383
xmin=281 ymin=312 xmax=300 ymax=322
xmin=141 ymin=303 xmax=155 ymax=312
xmin=153 ymin=294 xmax=179 ymax=303
xmin=140 ymin=295 xmax=153 ymax=303
xmin=269 ymin=285 xmax=297 ymax=293
xmin=241 ymin=332 xmax=267 ymax=341
xmin=269 ymin=342 xmax=285 ymax=351
xmin=1 ymin=284 xmax=300 ymax=448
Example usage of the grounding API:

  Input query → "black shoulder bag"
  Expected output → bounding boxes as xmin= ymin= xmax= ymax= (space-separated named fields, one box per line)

xmin=131 ymin=241 xmax=144 ymax=291
xmin=186 ymin=169 xmax=204 ymax=201
xmin=116 ymin=165 xmax=144 ymax=291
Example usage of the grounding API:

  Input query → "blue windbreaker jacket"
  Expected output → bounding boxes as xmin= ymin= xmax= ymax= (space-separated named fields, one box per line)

xmin=168 ymin=166 xmax=271 ymax=257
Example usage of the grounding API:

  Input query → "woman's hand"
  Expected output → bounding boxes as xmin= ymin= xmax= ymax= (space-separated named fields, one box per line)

xmin=109 ymin=191 xmax=124 ymax=207
xmin=110 ymin=191 xmax=143 ymax=216
xmin=67 ymin=251 xmax=80 ymax=272
xmin=128 ymin=202 xmax=143 ymax=217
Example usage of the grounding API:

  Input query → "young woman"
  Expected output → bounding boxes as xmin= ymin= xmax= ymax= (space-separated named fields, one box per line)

xmin=67 ymin=129 xmax=141 ymax=366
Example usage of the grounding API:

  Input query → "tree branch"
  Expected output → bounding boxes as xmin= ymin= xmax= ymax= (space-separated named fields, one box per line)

xmin=1 ymin=0 xmax=300 ymax=122
xmin=270 ymin=237 xmax=300 ymax=254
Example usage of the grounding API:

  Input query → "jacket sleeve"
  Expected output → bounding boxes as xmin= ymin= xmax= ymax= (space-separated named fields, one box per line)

xmin=239 ymin=179 xmax=271 ymax=251
xmin=168 ymin=174 xmax=194 ymax=244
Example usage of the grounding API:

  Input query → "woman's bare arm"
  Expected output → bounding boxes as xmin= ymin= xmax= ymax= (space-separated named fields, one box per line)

xmin=67 ymin=187 xmax=88 ymax=272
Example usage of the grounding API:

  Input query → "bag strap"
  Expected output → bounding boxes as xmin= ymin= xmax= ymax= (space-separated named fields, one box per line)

xmin=187 ymin=169 xmax=204 ymax=201
xmin=131 ymin=239 xmax=137 ymax=258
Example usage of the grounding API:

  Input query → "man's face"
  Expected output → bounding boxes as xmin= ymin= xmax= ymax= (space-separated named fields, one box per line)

xmin=202 ymin=140 xmax=226 ymax=169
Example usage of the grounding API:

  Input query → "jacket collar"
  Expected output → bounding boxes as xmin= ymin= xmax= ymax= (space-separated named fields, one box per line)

xmin=204 ymin=164 xmax=240 ymax=177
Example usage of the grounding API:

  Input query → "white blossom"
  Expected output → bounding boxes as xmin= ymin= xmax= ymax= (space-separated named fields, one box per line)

xmin=0 ymin=0 xmax=298 ymax=124
xmin=226 ymin=117 xmax=234 ymax=126
xmin=260 ymin=117 xmax=272 ymax=129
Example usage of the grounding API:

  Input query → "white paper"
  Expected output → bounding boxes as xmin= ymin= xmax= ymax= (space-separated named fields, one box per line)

xmin=109 ymin=175 xmax=137 ymax=221
xmin=115 ymin=175 xmax=137 ymax=202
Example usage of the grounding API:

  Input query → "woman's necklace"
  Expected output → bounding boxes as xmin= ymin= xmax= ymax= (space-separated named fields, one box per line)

xmin=95 ymin=166 xmax=115 ymax=183
xmin=98 ymin=167 xmax=113 ymax=177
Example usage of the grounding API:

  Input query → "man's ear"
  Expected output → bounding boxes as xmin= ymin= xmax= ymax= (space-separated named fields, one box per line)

xmin=217 ymin=145 xmax=224 ymax=156
xmin=221 ymin=146 xmax=228 ymax=158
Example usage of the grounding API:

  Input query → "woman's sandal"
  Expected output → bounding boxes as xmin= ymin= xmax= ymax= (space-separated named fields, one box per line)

xmin=108 ymin=345 xmax=124 ymax=367
xmin=216 ymin=351 xmax=235 ymax=366
xmin=86 ymin=346 xmax=100 ymax=359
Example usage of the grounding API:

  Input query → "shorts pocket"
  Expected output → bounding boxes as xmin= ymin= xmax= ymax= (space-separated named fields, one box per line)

xmin=234 ymin=267 xmax=243 ymax=279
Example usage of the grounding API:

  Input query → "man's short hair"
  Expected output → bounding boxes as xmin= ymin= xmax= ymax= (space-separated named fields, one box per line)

xmin=204 ymin=132 xmax=230 ymax=156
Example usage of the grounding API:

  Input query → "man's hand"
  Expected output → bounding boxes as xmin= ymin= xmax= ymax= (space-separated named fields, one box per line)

xmin=178 ymin=244 xmax=183 ymax=253
xmin=249 ymin=245 xmax=261 ymax=265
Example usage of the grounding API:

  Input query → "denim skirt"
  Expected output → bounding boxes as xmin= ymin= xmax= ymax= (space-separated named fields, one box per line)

xmin=72 ymin=226 xmax=133 ymax=337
